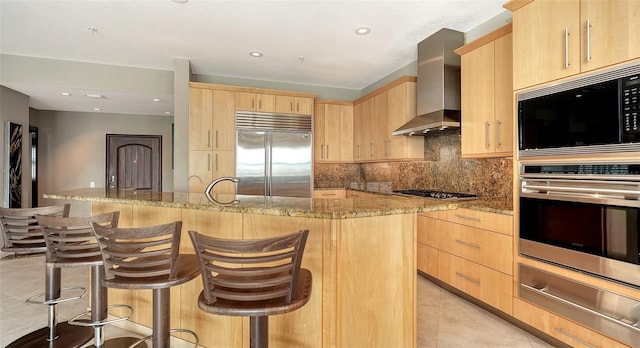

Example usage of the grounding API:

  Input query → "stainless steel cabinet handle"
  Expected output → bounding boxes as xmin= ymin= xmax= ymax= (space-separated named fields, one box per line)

xmin=369 ymin=142 xmax=373 ymax=158
xmin=496 ymin=120 xmax=502 ymax=148
xmin=258 ymin=99 xmax=261 ymax=110
xmin=585 ymin=19 xmax=592 ymax=62
xmin=455 ymin=239 xmax=481 ymax=249
xmin=564 ymin=27 xmax=570 ymax=68
xmin=215 ymin=130 xmax=218 ymax=148
xmin=320 ymin=144 xmax=324 ymax=159
xmin=207 ymin=130 xmax=211 ymax=148
xmin=207 ymin=153 xmax=211 ymax=171
xmin=553 ymin=328 xmax=596 ymax=348
xmin=485 ymin=122 xmax=491 ymax=149
xmin=215 ymin=153 xmax=218 ymax=172
xmin=454 ymin=214 xmax=481 ymax=222
xmin=455 ymin=272 xmax=480 ymax=285
xmin=326 ymin=145 xmax=329 ymax=159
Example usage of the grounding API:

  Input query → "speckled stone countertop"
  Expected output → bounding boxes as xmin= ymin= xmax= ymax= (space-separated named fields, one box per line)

xmin=44 ymin=188 xmax=512 ymax=219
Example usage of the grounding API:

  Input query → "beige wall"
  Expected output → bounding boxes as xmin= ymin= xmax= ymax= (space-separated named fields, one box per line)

xmin=31 ymin=110 xmax=173 ymax=216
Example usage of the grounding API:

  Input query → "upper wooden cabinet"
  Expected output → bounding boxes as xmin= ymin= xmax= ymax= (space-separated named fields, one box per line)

xmin=189 ymin=88 xmax=235 ymax=151
xmin=456 ymin=25 xmax=513 ymax=158
xmin=505 ymin=0 xmax=640 ymax=90
xmin=314 ymin=100 xmax=353 ymax=163
xmin=352 ymin=77 xmax=424 ymax=162
xmin=234 ymin=92 xmax=275 ymax=112
xmin=275 ymin=95 xmax=313 ymax=115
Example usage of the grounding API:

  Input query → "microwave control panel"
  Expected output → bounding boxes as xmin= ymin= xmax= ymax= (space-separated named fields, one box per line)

xmin=622 ymin=74 xmax=639 ymax=138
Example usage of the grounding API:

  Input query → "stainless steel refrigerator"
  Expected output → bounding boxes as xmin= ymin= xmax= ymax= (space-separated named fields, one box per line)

xmin=235 ymin=111 xmax=312 ymax=198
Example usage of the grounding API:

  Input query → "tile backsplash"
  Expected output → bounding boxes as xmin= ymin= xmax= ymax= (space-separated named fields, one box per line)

xmin=314 ymin=130 xmax=513 ymax=200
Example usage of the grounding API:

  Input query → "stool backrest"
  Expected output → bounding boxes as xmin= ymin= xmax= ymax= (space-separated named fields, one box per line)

xmin=0 ymin=204 xmax=70 ymax=252
xmin=91 ymin=221 xmax=182 ymax=280
xmin=37 ymin=211 xmax=119 ymax=263
xmin=189 ymin=229 xmax=308 ymax=304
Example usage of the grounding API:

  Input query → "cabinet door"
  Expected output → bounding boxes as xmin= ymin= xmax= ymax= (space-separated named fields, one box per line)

xmin=373 ymin=92 xmax=388 ymax=160
xmin=512 ymin=0 xmax=580 ymax=90
xmin=338 ymin=105 xmax=353 ymax=162
xmin=189 ymin=88 xmax=213 ymax=150
xmin=461 ymin=42 xmax=495 ymax=155
xmin=256 ymin=93 xmax=274 ymax=112
xmin=212 ymin=90 xmax=235 ymax=151
xmin=188 ymin=150 xmax=212 ymax=193
xmin=581 ymin=0 xmax=640 ymax=73
xmin=361 ymin=98 xmax=374 ymax=161
xmin=210 ymin=150 xmax=236 ymax=194
xmin=295 ymin=97 xmax=314 ymax=115
xmin=275 ymin=95 xmax=295 ymax=114
xmin=324 ymin=104 xmax=341 ymax=162
xmin=493 ymin=33 xmax=514 ymax=155
xmin=313 ymin=103 xmax=326 ymax=162
xmin=353 ymin=102 xmax=364 ymax=161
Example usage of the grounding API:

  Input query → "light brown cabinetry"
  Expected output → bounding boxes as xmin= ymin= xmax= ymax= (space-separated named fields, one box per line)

xmin=456 ymin=25 xmax=513 ymax=158
xmin=505 ymin=0 xmax=640 ymax=90
xmin=418 ymin=208 xmax=514 ymax=314
xmin=314 ymin=100 xmax=353 ymax=163
xmin=234 ymin=92 xmax=275 ymax=112
xmin=313 ymin=189 xmax=346 ymax=198
xmin=352 ymin=77 xmax=423 ymax=162
xmin=189 ymin=87 xmax=236 ymax=194
xmin=275 ymin=95 xmax=313 ymax=115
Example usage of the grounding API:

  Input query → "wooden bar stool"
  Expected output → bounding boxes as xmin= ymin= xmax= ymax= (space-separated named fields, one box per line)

xmin=1 ymin=204 xmax=95 ymax=348
xmin=36 ymin=211 xmax=138 ymax=348
xmin=188 ymin=229 xmax=312 ymax=348
xmin=90 ymin=221 xmax=200 ymax=348
xmin=0 ymin=204 xmax=70 ymax=257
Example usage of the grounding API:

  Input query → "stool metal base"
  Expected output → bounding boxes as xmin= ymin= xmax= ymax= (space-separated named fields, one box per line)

xmin=85 ymin=336 xmax=144 ymax=348
xmin=6 ymin=321 xmax=93 ymax=348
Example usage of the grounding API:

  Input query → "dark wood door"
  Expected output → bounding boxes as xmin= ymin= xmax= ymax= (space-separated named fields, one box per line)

xmin=106 ymin=134 xmax=162 ymax=191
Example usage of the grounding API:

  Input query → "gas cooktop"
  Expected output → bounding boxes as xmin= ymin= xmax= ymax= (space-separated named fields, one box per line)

xmin=392 ymin=190 xmax=478 ymax=200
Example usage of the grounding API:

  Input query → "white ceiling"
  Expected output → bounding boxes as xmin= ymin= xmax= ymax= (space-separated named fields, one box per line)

xmin=0 ymin=0 xmax=508 ymax=116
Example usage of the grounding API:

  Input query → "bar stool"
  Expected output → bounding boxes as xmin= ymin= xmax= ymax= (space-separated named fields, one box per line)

xmin=36 ymin=211 xmax=138 ymax=348
xmin=0 ymin=204 xmax=70 ymax=257
xmin=2 ymin=204 xmax=94 ymax=348
xmin=188 ymin=229 xmax=312 ymax=348
xmin=90 ymin=221 xmax=200 ymax=348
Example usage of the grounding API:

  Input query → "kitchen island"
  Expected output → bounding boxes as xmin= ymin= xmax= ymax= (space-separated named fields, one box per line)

xmin=44 ymin=188 xmax=509 ymax=348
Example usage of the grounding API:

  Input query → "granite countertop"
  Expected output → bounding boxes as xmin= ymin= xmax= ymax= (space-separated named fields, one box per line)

xmin=44 ymin=188 xmax=512 ymax=219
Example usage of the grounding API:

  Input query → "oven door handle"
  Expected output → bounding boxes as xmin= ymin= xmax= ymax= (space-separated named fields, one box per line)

xmin=522 ymin=183 xmax=640 ymax=198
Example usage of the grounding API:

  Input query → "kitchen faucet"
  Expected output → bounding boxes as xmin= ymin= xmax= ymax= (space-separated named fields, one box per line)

xmin=204 ymin=177 xmax=240 ymax=205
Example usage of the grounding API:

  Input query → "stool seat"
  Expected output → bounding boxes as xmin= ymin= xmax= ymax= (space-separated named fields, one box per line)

xmin=196 ymin=268 xmax=312 ymax=318
xmin=0 ymin=205 xmax=70 ymax=257
xmin=102 ymin=254 xmax=200 ymax=290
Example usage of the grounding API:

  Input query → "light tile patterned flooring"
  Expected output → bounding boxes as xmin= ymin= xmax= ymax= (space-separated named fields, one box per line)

xmin=1 ymin=255 xmax=553 ymax=347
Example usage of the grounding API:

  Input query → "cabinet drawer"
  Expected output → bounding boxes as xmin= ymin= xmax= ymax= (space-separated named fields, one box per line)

xmin=313 ymin=189 xmax=346 ymax=199
xmin=513 ymin=298 xmax=629 ymax=348
xmin=417 ymin=214 xmax=438 ymax=247
xmin=437 ymin=220 xmax=512 ymax=275
xmin=417 ymin=243 xmax=438 ymax=277
xmin=438 ymin=208 xmax=513 ymax=236
xmin=438 ymin=251 xmax=512 ymax=314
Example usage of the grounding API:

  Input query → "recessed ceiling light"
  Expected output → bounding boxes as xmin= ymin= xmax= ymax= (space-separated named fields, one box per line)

xmin=85 ymin=93 xmax=104 ymax=99
xmin=88 ymin=27 xmax=98 ymax=34
xmin=60 ymin=92 xmax=71 ymax=96
xmin=93 ymin=107 xmax=101 ymax=111
xmin=355 ymin=27 xmax=371 ymax=35
xmin=249 ymin=51 xmax=263 ymax=58
xmin=152 ymin=98 xmax=161 ymax=102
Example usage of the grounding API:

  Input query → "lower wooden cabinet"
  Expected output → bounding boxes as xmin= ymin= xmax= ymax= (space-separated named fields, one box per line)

xmin=417 ymin=208 xmax=513 ymax=314
xmin=313 ymin=189 xmax=346 ymax=198
xmin=513 ymin=298 xmax=630 ymax=348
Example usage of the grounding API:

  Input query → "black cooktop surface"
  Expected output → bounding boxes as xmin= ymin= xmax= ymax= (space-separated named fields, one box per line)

xmin=393 ymin=190 xmax=478 ymax=200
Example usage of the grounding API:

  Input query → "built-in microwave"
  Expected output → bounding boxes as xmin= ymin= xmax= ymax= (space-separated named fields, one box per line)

xmin=517 ymin=62 xmax=640 ymax=158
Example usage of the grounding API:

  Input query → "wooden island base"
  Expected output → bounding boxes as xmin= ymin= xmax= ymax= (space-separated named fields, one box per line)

xmin=91 ymin=202 xmax=416 ymax=348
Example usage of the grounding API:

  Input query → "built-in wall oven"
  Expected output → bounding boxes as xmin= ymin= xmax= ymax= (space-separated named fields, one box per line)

xmin=518 ymin=162 xmax=640 ymax=346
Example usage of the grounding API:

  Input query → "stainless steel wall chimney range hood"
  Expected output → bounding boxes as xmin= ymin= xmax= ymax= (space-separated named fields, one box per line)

xmin=393 ymin=28 xmax=464 ymax=136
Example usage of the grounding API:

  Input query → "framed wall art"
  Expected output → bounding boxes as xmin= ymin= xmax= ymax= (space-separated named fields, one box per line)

xmin=6 ymin=121 xmax=22 ymax=208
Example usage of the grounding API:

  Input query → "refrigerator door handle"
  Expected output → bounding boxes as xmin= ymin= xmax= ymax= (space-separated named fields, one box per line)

xmin=265 ymin=134 xmax=272 ymax=196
